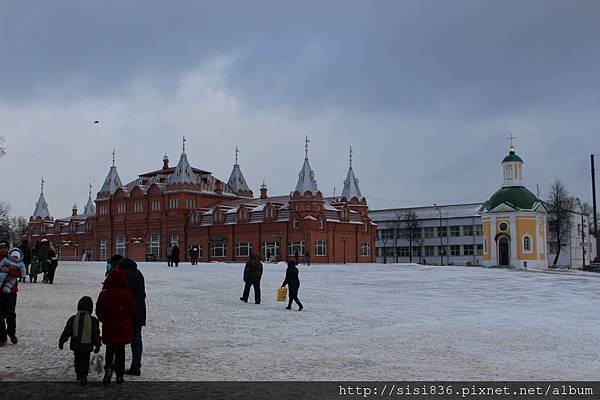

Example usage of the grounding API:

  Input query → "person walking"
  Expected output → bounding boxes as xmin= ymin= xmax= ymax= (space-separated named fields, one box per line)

xmin=18 ymin=240 xmax=31 ymax=283
xmin=166 ymin=245 xmax=173 ymax=267
xmin=96 ymin=269 xmax=136 ymax=385
xmin=281 ymin=260 xmax=303 ymax=311
xmin=29 ymin=243 xmax=40 ymax=283
xmin=38 ymin=239 xmax=50 ymax=283
xmin=240 ymin=254 xmax=263 ymax=304
xmin=0 ymin=239 xmax=22 ymax=346
xmin=304 ymin=250 xmax=311 ymax=266
xmin=171 ymin=244 xmax=180 ymax=267
xmin=46 ymin=243 xmax=59 ymax=284
xmin=118 ymin=258 xmax=146 ymax=376
xmin=190 ymin=246 xmax=199 ymax=265
xmin=106 ymin=254 xmax=124 ymax=277
xmin=59 ymin=296 xmax=102 ymax=385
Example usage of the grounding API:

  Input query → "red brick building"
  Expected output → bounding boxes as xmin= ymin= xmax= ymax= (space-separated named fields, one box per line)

xmin=27 ymin=139 xmax=376 ymax=264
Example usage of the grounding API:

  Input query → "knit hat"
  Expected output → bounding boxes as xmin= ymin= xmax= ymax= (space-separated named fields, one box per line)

xmin=77 ymin=296 xmax=93 ymax=313
xmin=8 ymin=248 xmax=23 ymax=262
xmin=0 ymin=240 xmax=9 ymax=247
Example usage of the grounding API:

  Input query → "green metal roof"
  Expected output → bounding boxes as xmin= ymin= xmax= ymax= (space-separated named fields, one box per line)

xmin=484 ymin=186 xmax=540 ymax=212
xmin=502 ymin=151 xmax=523 ymax=163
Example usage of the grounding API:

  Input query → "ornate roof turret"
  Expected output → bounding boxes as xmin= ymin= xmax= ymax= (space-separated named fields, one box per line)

xmin=99 ymin=150 xmax=123 ymax=195
xmin=32 ymin=178 xmax=51 ymax=219
xmin=167 ymin=136 xmax=199 ymax=185
xmin=341 ymin=146 xmax=362 ymax=200
xmin=227 ymin=146 xmax=252 ymax=195
xmin=84 ymin=183 xmax=96 ymax=216
xmin=294 ymin=136 xmax=318 ymax=195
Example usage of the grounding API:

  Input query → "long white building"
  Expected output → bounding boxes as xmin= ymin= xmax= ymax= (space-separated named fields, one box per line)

xmin=369 ymin=203 xmax=595 ymax=268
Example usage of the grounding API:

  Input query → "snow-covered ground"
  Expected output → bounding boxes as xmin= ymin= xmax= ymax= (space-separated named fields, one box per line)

xmin=2 ymin=261 xmax=599 ymax=381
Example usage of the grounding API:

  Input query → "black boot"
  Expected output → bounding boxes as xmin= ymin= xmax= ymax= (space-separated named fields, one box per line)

xmin=125 ymin=368 xmax=141 ymax=376
xmin=9 ymin=335 xmax=17 ymax=344
xmin=103 ymin=368 xmax=112 ymax=385
xmin=79 ymin=376 xmax=88 ymax=386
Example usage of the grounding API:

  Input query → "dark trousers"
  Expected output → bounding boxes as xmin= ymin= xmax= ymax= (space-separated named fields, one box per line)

xmin=167 ymin=256 xmax=172 ymax=266
xmin=105 ymin=344 xmax=126 ymax=377
xmin=0 ymin=293 xmax=17 ymax=342
xmin=242 ymin=280 xmax=261 ymax=303
xmin=47 ymin=264 xmax=57 ymax=283
xmin=287 ymin=287 xmax=302 ymax=309
xmin=130 ymin=323 xmax=143 ymax=370
xmin=74 ymin=351 xmax=91 ymax=378
xmin=191 ymin=257 xmax=198 ymax=265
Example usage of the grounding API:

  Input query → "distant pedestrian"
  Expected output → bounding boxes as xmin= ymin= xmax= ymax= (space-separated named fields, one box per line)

xmin=304 ymin=250 xmax=311 ymax=266
xmin=166 ymin=245 xmax=173 ymax=267
xmin=96 ymin=269 xmax=136 ymax=385
xmin=46 ymin=243 xmax=59 ymax=284
xmin=171 ymin=244 xmax=180 ymax=267
xmin=294 ymin=250 xmax=299 ymax=265
xmin=240 ymin=254 xmax=263 ymax=304
xmin=281 ymin=261 xmax=303 ymax=311
xmin=18 ymin=240 xmax=31 ymax=283
xmin=38 ymin=239 xmax=50 ymax=283
xmin=190 ymin=246 xmax=199 ymax=265
xmin=59 ymin=296 xmax=102 ymax=386
xmin=117 ymin=258 xmax=146 ymax=376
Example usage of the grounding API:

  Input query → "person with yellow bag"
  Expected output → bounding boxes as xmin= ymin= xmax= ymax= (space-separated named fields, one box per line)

xmin=281 ymin=261 xmax=303 ymax=311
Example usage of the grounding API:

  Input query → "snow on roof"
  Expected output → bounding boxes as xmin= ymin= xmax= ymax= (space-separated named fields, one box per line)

xmin=303 ymin=215 xmax=318 ymax=221
xmin=369 ymin=203 xmax=484 ymax=222
xmin=324 ymin=202 xmax=340 ymax=212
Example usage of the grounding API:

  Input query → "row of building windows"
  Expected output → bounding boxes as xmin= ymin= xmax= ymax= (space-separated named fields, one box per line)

xmin=377 ymin=244 xmax=484 ymax=258
xmin=377 ymin=225 xmax=483 ymax=240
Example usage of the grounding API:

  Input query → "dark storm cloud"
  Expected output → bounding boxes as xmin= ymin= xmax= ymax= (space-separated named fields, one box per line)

xmin=0 ymin=0 xmax=599 ymax=217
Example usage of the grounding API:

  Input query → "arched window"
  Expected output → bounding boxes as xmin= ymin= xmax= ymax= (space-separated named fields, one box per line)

xmin=523 ymin=235 xmax=532 ymax=253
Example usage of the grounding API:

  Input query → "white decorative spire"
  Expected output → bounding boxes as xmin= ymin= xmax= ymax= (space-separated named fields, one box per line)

xmin=99 ymin=150 xmax=123 ymax=195
xmin=32 ymin=177 xmax=51 ymax=218
xmin=295 ymin=136 xmax=318 ymax=195
xmin=84 ymin=183 xmax=96 ymax=216
xmin=227 ymin=146 xmax=251 ymax=194
xmin=167 ymin=136 xmax=199 ymax=185
xmin=341 ymin=146 xmax=362 ymax=200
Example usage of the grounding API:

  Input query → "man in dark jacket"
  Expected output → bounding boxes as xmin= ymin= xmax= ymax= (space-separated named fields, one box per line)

xmin=38 ymin=239 xmax=50 ymax=283
xmin=190 ymin=246 xmax=199 ymax=265
xmin=0 ymin=239 xmax=21 ymax=346
xmin=171 ymin=244 xmax=180 ymax=267
xmin=240 ymin=254 xmax=263 ymax=304
xmin=117 ymin=258 xmax=146 ymax=376
xmin=282 ymin=260 xmax=303 ymax=311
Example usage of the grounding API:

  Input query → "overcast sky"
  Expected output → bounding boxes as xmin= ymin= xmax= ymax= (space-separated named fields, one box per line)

xmin=1 ymin=0 xmax=599 ymax=218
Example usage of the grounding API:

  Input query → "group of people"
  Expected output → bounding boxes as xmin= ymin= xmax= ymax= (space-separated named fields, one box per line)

xmin=240 ymin=254 xmax=303 ymax=311
xmin=13 ymin=238 xmax=60 ymax=284
xmin=165 ymin=244 xmax=180 ymax=267
xmin=60 ymin=254 xmax=147 ymax=385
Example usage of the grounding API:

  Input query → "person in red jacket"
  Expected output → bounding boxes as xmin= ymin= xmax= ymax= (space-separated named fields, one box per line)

xmin=0 ymin=239 xmax=21 ymax=347
xmin=96 ymin=268 xmax=136 ymax=385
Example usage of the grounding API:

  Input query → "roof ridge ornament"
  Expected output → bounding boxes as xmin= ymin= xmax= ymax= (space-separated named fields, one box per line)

xmin=507 ymin=133 xmax=516 ymax=152
xmin=305 ymin=135 xmax=310 ymax=160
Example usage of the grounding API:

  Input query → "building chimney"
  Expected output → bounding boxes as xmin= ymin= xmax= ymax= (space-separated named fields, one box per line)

xmin=72 ymin=203 xmax=78 ymax=217
xmin=260 ymin=182 xmax=268 ymax=200
xmin=163 ymin=154 xmax=169 ymax=170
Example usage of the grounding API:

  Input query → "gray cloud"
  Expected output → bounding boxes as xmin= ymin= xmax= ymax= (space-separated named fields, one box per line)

xmin=1 ymin=0 xmax=599 ymax=217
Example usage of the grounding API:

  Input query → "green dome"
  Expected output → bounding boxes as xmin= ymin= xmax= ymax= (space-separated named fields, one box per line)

xmin=484 ymin=186 xmax=540 ymax=212
xmin=502 ymin=151 xmax=523 ymax=163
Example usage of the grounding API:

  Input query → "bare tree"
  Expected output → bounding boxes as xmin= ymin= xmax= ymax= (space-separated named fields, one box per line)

xmin=0 ymin=202 xmax=11 ymax=240
xmin=546 ymin=181 xmax=574 ymax=267
xmin=9 ymin=216 xmax=28 ymax=244
xmin=392 ymin=212 xmax=404 ymax=262
xmin=401 ymin=209 xmax=420 ymax=263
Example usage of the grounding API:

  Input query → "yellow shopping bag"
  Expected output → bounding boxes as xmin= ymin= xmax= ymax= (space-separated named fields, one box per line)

xmin=277 ymin=287 xmax=287 ymax=302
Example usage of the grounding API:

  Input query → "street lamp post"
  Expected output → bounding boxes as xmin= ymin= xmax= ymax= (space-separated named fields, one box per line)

xmin=342 ymin=237 xmax=348 ymax=264
xmin=434 ymin=204 xmax=443 ymax=266
xmin=576 ymin=198 xmax=587 ymax=270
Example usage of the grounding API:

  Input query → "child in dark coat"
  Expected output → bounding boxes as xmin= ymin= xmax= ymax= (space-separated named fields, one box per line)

xmin=96 ymin=268 xmax=136 ymax=385
xmin=59 ymin=296 xmax=102 ymax=385
xmin=281 ymin=261 xmax=303 ymax=311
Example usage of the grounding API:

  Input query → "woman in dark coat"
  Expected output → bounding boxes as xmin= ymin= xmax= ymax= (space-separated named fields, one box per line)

xmin=171 ymin=244 xmax=180 ymax=267
xmin=96 ymin=269 xmax=136 ymax=385
xmin=18 ymin=240 xmax=31 ymax=283
xmin=281 ymin=261 xmax=303 ymax=311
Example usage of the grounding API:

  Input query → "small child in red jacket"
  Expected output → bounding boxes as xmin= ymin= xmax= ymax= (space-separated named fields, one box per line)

xmin=96 ymin=268 xmax=136 ymax=385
